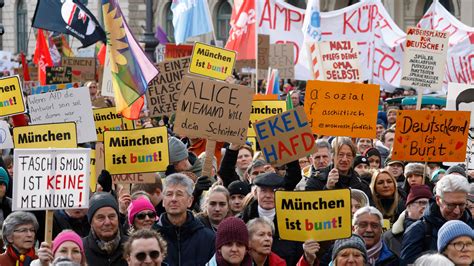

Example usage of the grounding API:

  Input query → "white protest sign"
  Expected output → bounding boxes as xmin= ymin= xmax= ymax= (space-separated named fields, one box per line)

xmin=0 ymin=121 xmax=13 ymax=149
xmin=13 ymin=148 xmax=91 ymax=211
xmin=101 ymin=47 xmax=114 ymax=97
xmin=27 ymin=87 xmax=97 ymax=143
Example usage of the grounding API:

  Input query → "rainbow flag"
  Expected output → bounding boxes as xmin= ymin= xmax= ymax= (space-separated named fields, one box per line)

xmin=102 ymin=0 xmax=158 ymax=119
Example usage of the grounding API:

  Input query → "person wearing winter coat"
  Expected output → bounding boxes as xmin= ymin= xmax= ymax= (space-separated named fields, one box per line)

xmin=247 ymin=218 xmax=286 ymax=266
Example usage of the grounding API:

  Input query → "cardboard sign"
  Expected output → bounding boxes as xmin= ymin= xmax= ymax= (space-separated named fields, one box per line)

xmin=111 ymin=173 xmax=156 ymax=184
xmin=61 ymin=57 xmax=96 ymax=82
xmin=165 ymin=44 xmax=193 ymax=60
xmin=30 ymin=82 xmax=80 ymax=95
xmin=258 ymin=35 xmax=270 ymax=69
xmin=104 ymin=127 xmax=169 ymax=174
xmin=0 ymin=121 xmax=13 ymax=149
xmin=100 ymin=46 xmax=114 ymax=97
xmin=0 ymin=75 xmax=26 ymax=118
xmin=189 ymin=42 xmax=236 ymax=80
xmin=304 ymin=80 xmax=379 ymax=138
xmin=249 ymin=100 xmax=286 ymax=137
xmin=174 ymin=75 xmax=253 ymax=144
xmin=317 ymin=41 xmax=361 ymax=82
xmin=155 ymin=44 xmax=166 ymax=63
xmin=14 ymin=66 xmax=38 ymax=81
xmin=392 ymin=110 xmax=470 ymax=162
xmin=27 ymin=87 xmax=97 ymax=143
xmin=275 ymin=190 xmax=352 ymax=242
xmin=93 ymin=107 xmax=134 ymax=141
xmin=13 ymin=148 xmax=91 ymax=211
xmin=14 ymin=123 xmax=77 ymax=148
xmin=146 ymin=57 xmax=191 ymax=117
xmin=46 ymin=67 xmax=72 ymax=85
xmin=269 ymin=43 xmax=294 ymax=79
xmin=400 ymin=27 xmax=449 ymax=91
xmin=255 ymin=106 xmax=316 ymax=165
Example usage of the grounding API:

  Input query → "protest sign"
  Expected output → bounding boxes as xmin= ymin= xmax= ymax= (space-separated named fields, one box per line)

xmin=0 ymin=121 xmax=13 ymax=149
xmin=304 ymin=80 xmax=379 ymax=138
xmin=400 ymin=27 xmax=449 ymax=91
xmin=174 ymin=75 xmax=253 ymax=144
xmin=14 ymin=122 xmax=77 ymax=148
xmin=234 ymin=60 xmax=256 ymax=74
xmin=165 ymin=44 xmax=194 ymax=60
xmin=247 ymin=137 xmax=258 ymax=151
xmin=189 ymin=42 xmax=236 ymax=80
xmin=100 ymin=46 xmax=114 ymax=97
xmin=316 ymin=41 xmax=361 ymax=82
xmin=28 ymin=87 xmax=97 ymax=143
xmin=155 ymin=44 xmax=166 ymax=63
xmin=146 ymin=57 xmax=191 ymax=117
xmin=275 ymin=189 xmax=352 ymax=242
xmin=46 ymin=66 xmax=72 ymax=85
xmin=29 ymin=82 xmax=81 ymax=95
xmin=392 ymin=110 xmax=470 ymax=162
xmin=93 ymin=107 xmax=134 ymax=141
xmin=111 ymin=173 xmax=155 ymax=184
xmin=22 ymin=81 xmax=41 ymax=96
xmin=249 ymin=100 xmax=286 ymax=137
xmin=0 ymin=75 xmax=26 ymax=118
xmin=255 ymin=106 xmax=316 ymax=165
xmin=14 ymin=66 xmax=38 ymax=81
xmin=104 ymin=127 xmax=169 ymax=175
xmin=269 ymin=43 xmax=294 ymax=79
xmin=258 ymin=34 xmax=270 ymax=70
xmin=61 ymin=57 xmax=96 ymax=82
xmin=13 ymin=148 xmax=91 ymax=211
xmin=89 ymin=149 xmax=97 ymax=192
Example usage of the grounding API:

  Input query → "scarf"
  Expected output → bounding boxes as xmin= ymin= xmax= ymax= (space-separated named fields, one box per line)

xmin=216 ymin=251 xmax=252 ymax=266
xmin=92 ymin=230 xmax=121 ymax=255
xmin=6 ymin=245 xmax=37 ymax=266
xmin=366 ymin=239 xmax=383 ymax=265
xmin=258 ymin=206 xmax=275 ymax=221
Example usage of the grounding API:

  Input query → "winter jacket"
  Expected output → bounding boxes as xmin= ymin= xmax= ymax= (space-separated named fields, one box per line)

xmin=374 ymin=242 xmax=399 ymax=266
xmin=296 ymin=255 xmax=320 ymax=266
xmin=155 ymin=211 xmax=215 ymax=266
xmin=382 ymin=210 xmax=417 ymax=257
xmin=266 ymin=252 xmax=287 ymax=266
xmin=400 ymin=201 xmax=474 ymax=265
xmin=82 ymin=231 xmax=128 ymax=266
xmin=53 ymin=210 xmax=90 ymax=238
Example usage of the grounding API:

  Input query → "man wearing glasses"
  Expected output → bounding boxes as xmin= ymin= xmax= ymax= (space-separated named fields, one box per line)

xmin=401 ymin=174 xmax=473 ymax=265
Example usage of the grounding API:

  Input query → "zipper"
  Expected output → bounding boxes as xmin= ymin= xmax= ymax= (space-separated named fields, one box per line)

xmin=176 ymin=227 xmax=181 ymax=266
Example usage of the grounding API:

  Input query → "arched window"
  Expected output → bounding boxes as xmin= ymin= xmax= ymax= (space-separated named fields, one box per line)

xmin=287 ymin=0 xmax=306 ymax=8
xmin=16 ymin=0 xmax=28 ymax=53
xmin=164 ymin=2 xmax=174 ymax=43
xmin=216 ymin=1 xmax=231 ymax=42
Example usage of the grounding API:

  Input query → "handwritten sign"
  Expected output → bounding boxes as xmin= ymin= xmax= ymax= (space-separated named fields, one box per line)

xmin=400 ymin=27 xmax=449 ymax=91
xmin=392 ymin=110 xmax=470 ymax=162
xmin=0 ymin=121 xmax=13 ymax=149
xmin=0 ymin=75 xmax=26 ymax=118
xmin=189 ymin=42 xmax=236 ymax=80
xmin=275 ymin=190 xmax=352 ymax=242
xmin=258 ymin=35 xmax=270 ymax=69
xmin=46 ymin=67 xmax=72 ymax=85
xmin=146 ymin=57 xmax=190 ymax=117
xmin=174 ymin=75 xmax=253 ymax=144
xmin=27 ymin=87 xmax=97 ymax=143
xmin=318 ymin=41 xmax=361 ymax=82
xmin=111 ymin=173 xmax=155 ymax=184
xmin=304 ymin=80 xmax=379 ymax=138
xmin=269 ymin=43 xmax=294 ymax=79
xmin=61 ymin=57 xmax=96 ymax=82
xmin=104 ymin=127 xmax=169 ymax=174
xmin=13 ymin=148 xmax=91 ymax=211
xmin=249 ymin=100 xmax=286 ymax=137
xmin=93 ymin=107 xmax=134 ymax=142
xmin=14 ymin=122 xmax=77 ymax=148
xmin=255 ymin=106 xmax=316 ymax=165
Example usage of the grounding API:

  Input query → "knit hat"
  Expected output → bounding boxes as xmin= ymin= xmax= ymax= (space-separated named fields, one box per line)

xmin=431 ymin=169 xmax=446 ymax=183
xmin=87 ymin=192 xmax=119 ymax=224
xmin=216 ymin=217 xmax=249 ymax=249
xmin=254 ymin=172 xmax=284 ymax=188
xmin=385 ymin=157 xmax=404 ymax=167
xmin=377 ymin=112 xmax=387 ymax=128
xmin=97 ymin=170 xmax=112 ymax=192
xmin=168 ymin=137 xmax=188 ymax=163
xmin=52 ymin=230 xmax=84 ymax=256
xmin=353 ymin=156 xmax=369 ymax=169
xmin=0 ymin=167 xmax=9 ymax=189
xmin=446 ymin=164 xmax=467 ymax=177
xmin=332 ymin=234 xmax=368 ymax=262
xmin=228 ymin=180 xmax=250 ymax=196
xmin=363 ymin=147 xmax=381 ymax=159
xmin=404 ymin=163 xmax=429 ymax=178
xmin=406 ymin=185 xmax=433 ymax=207
xmin=437 ymin=220 xmax=474 ymax=252
xmin=127 ymin=197 xmax=156 ymax=225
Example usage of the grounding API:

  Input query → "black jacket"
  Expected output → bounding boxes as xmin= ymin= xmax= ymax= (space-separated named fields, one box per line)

xmin=53 ymin=210 xmax=90 ymax=238
xmin=82 ymin=231 xmax=128 ymax=266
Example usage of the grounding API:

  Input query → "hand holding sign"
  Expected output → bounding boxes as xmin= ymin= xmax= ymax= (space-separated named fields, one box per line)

xmin=326 ymin=168 xmax=339 ymax=189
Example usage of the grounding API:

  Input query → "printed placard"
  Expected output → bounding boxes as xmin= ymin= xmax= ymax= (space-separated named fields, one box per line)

xmin=304 ymin=80 xmax=379 ymax=138
xmin=30 ymin=82 xmax=81 ymax=95
xmin=61 ymin=57 xmax=96 ymax=82
xmin=275 ymin=190 xmax=352 ymax=242
xmin=318 ymin=41 xmax=361 ymax=82
xmin=13 ymin=148 xmax=91 ymax=211
xmin=0 ymin=75 xmax=26 ymax=118
xmin=46 ymin=66 xmax=72 ymax=85
xmin=89 ymin=149 xmax=97 ymax=192
xmin=146 ymin=57 xmax=191 ymax=117
xmin=165 ymin=44 xmax=193 ymax=60
xmin=189 ymin=42 xmax=236 ymax=80
xmin=100 ymin=46 xmax=114 ymax=97
xmin=104 ymin=127 xmax=169 ymax=175
xmin=269 ymin=43 xmax=294 ymax=79
xmin=255 ymin=106 xmax=316 ymax=165
xmin=14 ymin=122 xmax=77 ymax=148
xmin=0 ymin=121 xmax=13 ymax=149
xmin=93 ymin=107 xmax=134 ymax=142
xmin=27 ymin=87 xmax=97 ymax=143
xmin=392 ymin=110 xmax=470 ymax=162
xmin=249 ymin=100 xmax=286 ymax=137
xmin=400 ymin=27 xmax=449 ymax=91
xmin=174 ymin=75 xmax=253 ymax=144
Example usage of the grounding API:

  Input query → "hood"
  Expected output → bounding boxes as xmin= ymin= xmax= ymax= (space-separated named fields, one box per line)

xmin=392 ymin=210 xmax=406 ymax=235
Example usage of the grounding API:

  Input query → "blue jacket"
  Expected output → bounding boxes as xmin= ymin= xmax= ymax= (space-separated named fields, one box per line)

xmin=155 ymin=211 xmax=215 ymax=266
xmin=400 ymin=201 xmax=474 ymax=265
xmin=375 ymin=242 xmax=399 ymax=266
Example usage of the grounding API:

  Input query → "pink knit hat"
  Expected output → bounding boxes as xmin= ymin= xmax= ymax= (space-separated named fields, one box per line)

xmin=52 ymin=230 xmax=84 ymax=255
xmin=128 ymin=196 xmax=156 ymax=225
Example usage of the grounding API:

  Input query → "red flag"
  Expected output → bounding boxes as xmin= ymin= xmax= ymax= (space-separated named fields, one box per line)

xmin=225 ymin=0 xmax=256 ymax=60
xmin=97 ymin=43 xmax=106 ymax=66
xmin=20 ymin=52 xmax=30 ymax=81
xmin=33 ymin=29 xmax=53 ymax=85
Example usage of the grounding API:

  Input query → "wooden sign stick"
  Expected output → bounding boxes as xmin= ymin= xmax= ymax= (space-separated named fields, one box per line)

xmin=45 ymin=210 xmax=54 ymax=243
xmin=201 ymin=140 xmax=217 ymax=179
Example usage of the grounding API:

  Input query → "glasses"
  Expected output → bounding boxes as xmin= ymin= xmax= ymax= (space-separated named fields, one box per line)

xmin=449 ymin=241 xmax=473 ymax=251
xmin=14 ymin=228 xmax=36 ymax=234
xmin=441 ymin=199 xmax=467 ymax=211
xmin=135 ymin=250 xmax=161 ymax=261
xmin=135 ymin=212 xmax=156 ymax=220
xmin=338 ymin=153 xmax=353 ymax=160
xmin=355 ymin=222 xmax=381 ymax=230
xmin=412 ymin=200 xmax=429 ymax=206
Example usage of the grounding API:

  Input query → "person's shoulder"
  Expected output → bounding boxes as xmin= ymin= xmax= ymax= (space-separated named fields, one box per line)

xmin=269 ymin=252 xmax=287 ymax=266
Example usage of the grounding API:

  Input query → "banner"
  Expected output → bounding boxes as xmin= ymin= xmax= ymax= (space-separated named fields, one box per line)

xmin=13 ymin=148 xmax=91 ymax=211
xmin=249 ymin=100 xmax=286 ymax=136
xmin=316 ymin=41 xmax=361 ymax=82
xmin=93 ymin=107 xmax=134 ymax=142
xmin=104 ymin=127 xmax=169 ymax=174
xmin=392 ymin=110 xmax=470 ymax=162
xmin=269 ymin=44 xmax=294 ymax=79
xmin=165 ymin=44 xmax=194 ymax=59
xmin=61 ymin=57 xmax=96 ymax=82
xmin=0 ymin=121 xmax=13 ymax=149
xmin=14 ymin=122 xmax=77 ymax=148
xmin=174 ymin=75 xmax=253 ymax=144
xmin=189 ymin=42 xmax=236 ymax=81
xmin=275 ymin=190 xmax=352 ymax=242
xmin=304 ymin=80 xmax=379 ymax=138
xmin=46 ymin=67 xmax=73 ymax=85
xmin=0 ymin=75 xmax=26 ymax=118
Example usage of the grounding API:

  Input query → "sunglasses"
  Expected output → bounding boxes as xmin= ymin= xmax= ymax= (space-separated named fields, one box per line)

xmin=135 ymin=250 xmax=161 ymax=261
xmin=135 ymin=212 xmax=156 ymax=220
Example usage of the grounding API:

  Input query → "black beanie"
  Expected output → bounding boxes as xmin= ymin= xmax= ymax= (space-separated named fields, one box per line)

xmin=87 ymin=192 xmax=119 ymax=224
xmin=98 ymin=170 xmax=112 ymax=192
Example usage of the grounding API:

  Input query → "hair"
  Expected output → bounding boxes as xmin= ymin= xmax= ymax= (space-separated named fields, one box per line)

xmin=455 ymin=88 xmax=474 ymax=110
xmin=370 ymin=170 xmax=400 ymax=219
xmin=239 ymin=145 xmax=254 ymax=158
xmin=164 ymin=173 xmax=194 ymax=196
xmin=247 ymin=217 xmax=274 ymax=237
xmin=413 ymin=253 xmax=455 ymax=266
xmin=315 ymin=139 xmax=331 ymax=151
xmin=131 ymin=174 xmax=163 ymax=194
xmin=201 ymin=185 xmax=230 ymax=218
xmin=2 ymin=155 xmax=12 ymax=168
xmin=123 ymin=229 xmax=168 ymax=261
xmin=332 ymin=137 xmax=357 ymax=158
xmin=381 ymin=128 xmax=395 ymax=143
xmin=352 ymin=206 xmax=383 ymax=226
xmin=2 ymin=211 xmax=39 ymax=245
xmin=131 ymin=191 xmax=152 ymax=201
xmin=435 ymin=174 xmax=470 ymax=198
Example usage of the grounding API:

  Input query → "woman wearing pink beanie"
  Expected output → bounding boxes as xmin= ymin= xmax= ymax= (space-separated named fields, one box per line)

xmin=32 ymin=230 xmax=86 ymax=265
xmin=128 ymin=196 xmax=158 ymax=232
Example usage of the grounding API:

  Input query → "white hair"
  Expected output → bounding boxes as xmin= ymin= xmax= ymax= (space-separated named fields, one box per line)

xmin=413 ymin=253 xmax=454 ymax=266
xmin=352 ymin=206 xmax=383 ymax=226
xmin=435 ymin=174 xmax=469 ymax=198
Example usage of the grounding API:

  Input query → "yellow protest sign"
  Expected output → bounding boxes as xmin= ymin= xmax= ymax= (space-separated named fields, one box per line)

xmin=90 ymin=149 xmax=97 ymax=192
xmin=104 ymin=127 xmax=169 ymax=174
xmin=249 ymin=100 xmax=286 ymax=137
xmin=14 ymin=122 xmax=77 ymax=148
xmin=93 ymin=107 xmax=134 ymax=141
xmin=0 ymin=75 xmax=26 ymax=118
xmin=247 ymin=137 xmax=258 ymax=151
xmin=304 ymin=80 xmax=379 ymax=138
xmin=189 ymin=42 xmax=236 ymax=80
xmin=275 ymin=189 xmax=352 ymax=242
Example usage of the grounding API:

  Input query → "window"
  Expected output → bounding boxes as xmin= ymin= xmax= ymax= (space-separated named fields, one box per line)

xmin=16 ymin=0 xmax=27 ymax=53
xmin=165 ymin=2 xmax=174 ymax=43
xmin=216 ymin=1 xmax=231 ymax=42
xmin=287 ymin=0 xmax=306 ymax=8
